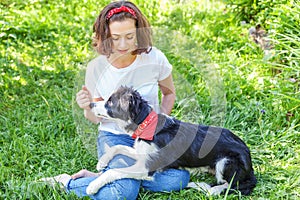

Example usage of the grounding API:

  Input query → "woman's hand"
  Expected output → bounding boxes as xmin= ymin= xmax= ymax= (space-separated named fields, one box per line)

xmin=76 ymin=85 xmax=92 ymax=110
xmin=76 ymin=85 xmax=102 ymax=124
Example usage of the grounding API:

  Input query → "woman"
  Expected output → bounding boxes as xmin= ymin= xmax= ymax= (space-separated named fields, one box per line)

xmin=42 ymin=1 xmax=190 ymax=199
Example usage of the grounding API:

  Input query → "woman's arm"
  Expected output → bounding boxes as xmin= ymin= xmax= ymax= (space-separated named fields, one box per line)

xmin=76 ymin=62 xmax=104 ymax=124
xmin=158 ymin=74 xmax=176 ymax=115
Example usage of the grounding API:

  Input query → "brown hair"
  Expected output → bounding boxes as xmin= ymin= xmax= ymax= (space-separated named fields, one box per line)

xmin=92 ymin=1 xmax=152 ymax=56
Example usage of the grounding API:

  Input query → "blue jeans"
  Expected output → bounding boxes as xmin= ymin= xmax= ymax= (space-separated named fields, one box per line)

xmin=66 ymin=131 xmax=190 ymax=200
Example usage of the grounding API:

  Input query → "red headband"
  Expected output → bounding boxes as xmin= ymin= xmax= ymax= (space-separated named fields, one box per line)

xmin=106 ymin=6 xmax=137 ymax=20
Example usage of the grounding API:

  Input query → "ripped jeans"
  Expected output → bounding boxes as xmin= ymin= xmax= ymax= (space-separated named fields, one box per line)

xmin=66 ymin=131 xmax=190 ymax=200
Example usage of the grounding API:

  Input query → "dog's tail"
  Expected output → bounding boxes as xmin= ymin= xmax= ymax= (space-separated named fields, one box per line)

xmin=237 ymin=147 xmax=257 ymax=195
xmin=223 ymin=149 xmax=257 ymax=195
xmin=235 ymin=170 xmax=257 ymax=195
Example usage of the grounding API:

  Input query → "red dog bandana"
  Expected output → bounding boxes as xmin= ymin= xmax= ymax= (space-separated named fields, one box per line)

xmin=132 ymin=111 xmax=158 ymax=140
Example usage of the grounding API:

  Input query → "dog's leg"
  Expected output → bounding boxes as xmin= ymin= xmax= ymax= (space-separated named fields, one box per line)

xmin=87 ymin=162 xmax=149 ymax=195
xmin=215 ymin=158 xmax=228 ymax=184
xmin=186 ymin=166 xmax=215 ymax=176
xmin=187 ymin=158 xmax=230 ymax=196
xmin=97 ymin=145 xmax=139 ymax=171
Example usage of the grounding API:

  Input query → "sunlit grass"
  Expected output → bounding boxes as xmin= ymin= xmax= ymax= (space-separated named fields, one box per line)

xmin=1 ymin=0 xmax=299 ymax=199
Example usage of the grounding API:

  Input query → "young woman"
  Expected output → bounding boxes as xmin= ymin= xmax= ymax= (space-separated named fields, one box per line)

xmin=42 ymin=1 xmax=190 ymax=199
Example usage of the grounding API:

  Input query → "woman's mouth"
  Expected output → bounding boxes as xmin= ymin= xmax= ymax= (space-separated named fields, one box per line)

xmin=118 ymin=49 xmax=129 ymax=54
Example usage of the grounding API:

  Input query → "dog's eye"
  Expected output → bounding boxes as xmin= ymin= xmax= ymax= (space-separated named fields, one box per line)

xmin=107 ymin=99 xmax=113 ymax=106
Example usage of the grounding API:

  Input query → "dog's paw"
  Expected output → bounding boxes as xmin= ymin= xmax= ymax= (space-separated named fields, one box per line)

xmin=187 ymin=182 xmax=211 ymax=192
xmin=96 ymin=160 xmax=107 ymax=171
xmin=86 ymin=181 xmax=100 ymax=195
xmin=207 ymin=182 xmax=228 ymax=196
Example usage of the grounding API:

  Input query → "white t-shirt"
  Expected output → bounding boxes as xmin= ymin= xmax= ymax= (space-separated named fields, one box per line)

xmin=85 ymin=47 xmax=172 ymax=134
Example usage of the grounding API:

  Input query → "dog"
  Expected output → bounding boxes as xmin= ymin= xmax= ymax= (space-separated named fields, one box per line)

xmin=249 ymin=24 xmax=274 ymax=62
xmin=86 ymin=86 xmax=257 ymax=196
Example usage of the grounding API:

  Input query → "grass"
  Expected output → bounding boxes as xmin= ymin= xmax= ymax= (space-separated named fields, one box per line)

xmin=1 ymin=0 xmax=299 ymax=199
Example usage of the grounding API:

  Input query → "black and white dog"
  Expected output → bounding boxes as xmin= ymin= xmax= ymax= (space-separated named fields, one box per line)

xmin=86 ymin=86 xmax=257 ymax=196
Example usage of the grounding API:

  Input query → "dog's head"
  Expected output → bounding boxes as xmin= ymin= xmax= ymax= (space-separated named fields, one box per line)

xmin=91 ymin=86 xmax=151 ymax=131
xmin=105 ymin=86 xmax=151 ymax=125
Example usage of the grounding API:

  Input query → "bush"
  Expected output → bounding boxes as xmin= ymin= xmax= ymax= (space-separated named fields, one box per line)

xmin=225 ymin=0 xmax=289 ymax=24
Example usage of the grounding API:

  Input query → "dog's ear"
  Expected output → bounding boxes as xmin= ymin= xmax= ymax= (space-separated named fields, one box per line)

xmin=119 ymin=96 xmax=130 ymax=112
xmin=128 ymin=93 xmax=138 ymax=121
xmin=119 ymin=89 xmax=133 ymax=113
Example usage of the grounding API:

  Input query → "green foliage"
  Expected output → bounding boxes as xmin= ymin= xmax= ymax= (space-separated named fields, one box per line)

xmin=268 ymin=1 xmax=300 ymax=66
xmin=224 ymin=0 xmax=290 ymax=24
xmin=1 ymin=0 xmax=299 ymax=199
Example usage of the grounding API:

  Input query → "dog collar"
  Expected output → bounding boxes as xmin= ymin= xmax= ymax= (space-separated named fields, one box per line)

xmin=133 ymin=105 xmax=152 ymax=125
xmin=132 ymin=110 xmax=158 ymax=140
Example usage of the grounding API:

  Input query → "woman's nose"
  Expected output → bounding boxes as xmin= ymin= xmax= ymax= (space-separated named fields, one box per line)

xmin=118 ymin=38 xmax=127 ymax=48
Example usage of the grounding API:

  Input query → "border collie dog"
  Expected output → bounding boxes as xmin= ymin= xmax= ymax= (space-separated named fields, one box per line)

xmin=86 ymin=86 xmax=257 ymax=196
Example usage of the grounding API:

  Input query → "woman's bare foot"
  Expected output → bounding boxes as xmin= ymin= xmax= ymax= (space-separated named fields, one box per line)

xmin=39 ymin=169 xmax=101 ymax=188
xmin=39 ymin=173 xmax=71 ymax=188
xmin=71 ymin=169 xmax=101 ymax=179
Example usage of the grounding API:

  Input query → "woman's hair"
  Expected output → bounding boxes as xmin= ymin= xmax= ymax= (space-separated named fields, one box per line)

xmin=92 ymin=1 xmax=152 ymax=56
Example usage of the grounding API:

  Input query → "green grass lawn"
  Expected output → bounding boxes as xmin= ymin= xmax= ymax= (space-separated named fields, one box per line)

xmin=1 ymin=0 xmax=299 ymax=199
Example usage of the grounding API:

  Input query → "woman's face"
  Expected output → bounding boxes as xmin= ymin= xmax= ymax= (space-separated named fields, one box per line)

xmin=109 ymin=18 xmax=137 ymax=56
